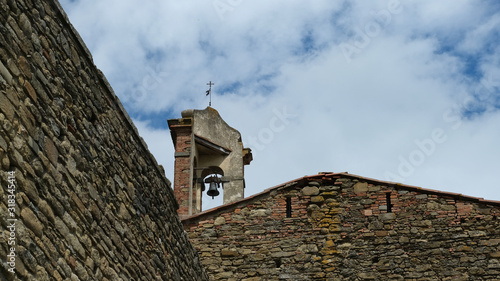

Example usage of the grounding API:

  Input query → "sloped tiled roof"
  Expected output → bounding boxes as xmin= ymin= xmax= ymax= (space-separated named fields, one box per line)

xmin=182 ymin=172 xmax=500 ymax=223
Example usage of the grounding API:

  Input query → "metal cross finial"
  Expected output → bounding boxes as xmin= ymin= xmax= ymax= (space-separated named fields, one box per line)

xmin=206 ymin=81 xmax=214 ymax=106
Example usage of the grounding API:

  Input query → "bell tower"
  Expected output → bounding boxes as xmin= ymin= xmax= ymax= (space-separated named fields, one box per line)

xmin=168 ymin=107 xmax=253 ymax=218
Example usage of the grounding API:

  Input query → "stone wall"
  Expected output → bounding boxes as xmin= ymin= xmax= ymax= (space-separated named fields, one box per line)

xmin=0 ymin=0 xmax=208 ymax=280
xmin=183 ymin=173 xmax=500 ymax=280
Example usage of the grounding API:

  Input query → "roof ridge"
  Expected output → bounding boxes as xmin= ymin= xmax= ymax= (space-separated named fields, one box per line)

xmin=182 ymin=172 xmax=500 ymax=222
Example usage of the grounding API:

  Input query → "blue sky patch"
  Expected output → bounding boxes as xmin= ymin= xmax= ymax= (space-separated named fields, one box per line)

xmin=218 ymin=81 xmax=243 ymax=95
xmin=132 ymin=110 xmax=175 ymax=130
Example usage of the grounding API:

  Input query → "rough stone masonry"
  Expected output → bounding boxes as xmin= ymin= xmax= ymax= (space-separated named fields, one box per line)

xmin=0 ymin=0 xmax=208 ymax=280
xmin=183 ymin=173 xmax=500 ymax=280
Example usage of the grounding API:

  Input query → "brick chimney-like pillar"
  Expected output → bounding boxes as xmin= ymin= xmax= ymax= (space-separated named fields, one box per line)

xmin=170 ymin=123 xmax=194 ymax=218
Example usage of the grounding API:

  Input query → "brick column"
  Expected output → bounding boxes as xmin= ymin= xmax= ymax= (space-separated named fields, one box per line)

xmin=171 ymin=125 xmax=194 ymax=218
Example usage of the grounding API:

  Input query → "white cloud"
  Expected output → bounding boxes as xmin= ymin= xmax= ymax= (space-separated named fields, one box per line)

xmin=61 ymin=0 xmax=500 ymax=203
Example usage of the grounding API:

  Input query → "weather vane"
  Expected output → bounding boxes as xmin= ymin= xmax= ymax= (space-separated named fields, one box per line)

xmin=206 ymin=81 xmax=214 ymax=106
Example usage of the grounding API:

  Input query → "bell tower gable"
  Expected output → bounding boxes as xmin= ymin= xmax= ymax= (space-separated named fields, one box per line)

xmin=168 ymin=107 xmax=252 ymax=218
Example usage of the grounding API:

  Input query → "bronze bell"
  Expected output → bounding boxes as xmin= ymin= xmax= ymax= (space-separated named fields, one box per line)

xmin=205 ymin=176 xmax=220 ymax=199
xmin=207 ymin=181 xmax=220 ymax=198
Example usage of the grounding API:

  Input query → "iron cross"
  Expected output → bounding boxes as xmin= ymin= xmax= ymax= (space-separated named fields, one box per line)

xmin=206 ymin=81 xmax=214 ymax=106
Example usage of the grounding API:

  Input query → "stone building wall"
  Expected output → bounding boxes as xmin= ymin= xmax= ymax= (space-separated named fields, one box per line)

xmin=183 ymin=173 xmax=500 ymax=280
xmin=0 ymin=0 xmax=208 ymax=280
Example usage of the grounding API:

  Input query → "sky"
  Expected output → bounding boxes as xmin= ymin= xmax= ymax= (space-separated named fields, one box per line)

xmin=59 ymin=0 xmax=500 ymax=210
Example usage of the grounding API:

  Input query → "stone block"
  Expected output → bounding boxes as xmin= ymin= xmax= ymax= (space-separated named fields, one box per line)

xmin=468 ymin=230 xmax=486 ymax=237
xmin=221 ymin=249 xmax=239 ymax=257
xmin=117 ymin=203 xmax=131 ymax=220
xmin=358 ymin=272 xmax=378 ymax=279
xmin=23 ymin=179 xmax=39 ymax=203
xmin=7 ymin=58 xmax=20 ymax=77
xmin=361 ymin=199 xmax=374 ymax=205
xmin=308 ymin=181 xmax=320 ymax=187
xmin=415 ymin=194 xmax=427 ymax=199
xmin=483 ymin=239 xmax=500 ymax=246
xmin=321 ymin=191 xmax=338 ymax=197
xmin=18 ymin=55 xmax=31 ymax=77
xmin=35 ymin=265 xmax=50 ymax=281
xmin=302 ymin=186 xmax=320 ymax=196
xmin=214 ymin=216 xmax=226 ymax=226
xmin=319 ymin=185 xmax=340 ymax=191
xmin=353 ymin=182 xmax=368 ymax=194
xmin=242 ymin=277 xmax=261 ymax=281
xmin=378 ymin=213 xmax=395 ymax=221
xmin=201 ymin=229 xmax=217 ymax=238
xmin=489 ymin=252 xmax=500 ymax=258
xmin=68 ymin=234 xmax=86 ymax=258
xmin=399 ymin=236 xmax=409 ymax=243
xmin=21 ymin=207 xmax=43 ymax=237
xmin=456 ymin=245 xmax=473 ymax=252
xmin=38 ymin=199 xmax=55 ymax=223
xmin=311 ymin=196 xmax=324 ymax=203
xmin=298 ymin=244 xmax=318 ymax=253
xmin=0 ymin=91 xmax=15 ymax=121
xmin=307 ymin=204 xmax=320 ymax=211
xmin=0 ymin=60 xmax=13 ymax=84
xmin=249 ymin=209 xmax=270 ymax=217
xmin=44 ymin=136 xmax=58 ymax=166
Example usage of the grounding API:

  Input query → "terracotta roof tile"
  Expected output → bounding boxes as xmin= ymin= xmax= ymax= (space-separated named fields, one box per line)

xmin=182 ymin=172 xmax=500 ymax=223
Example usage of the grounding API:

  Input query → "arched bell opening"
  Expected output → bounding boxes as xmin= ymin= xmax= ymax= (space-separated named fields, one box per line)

xmin=200 ymin=166 xmax=224 ymax=180
xmin=201 ymin=166 xmax=224 ymax=198
xmin=200 ymin=166 xmax=225 ymax=211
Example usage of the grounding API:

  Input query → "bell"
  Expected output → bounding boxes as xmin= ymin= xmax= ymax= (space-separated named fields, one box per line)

xmin=207 ymin=181 xmax=219 ymax=198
